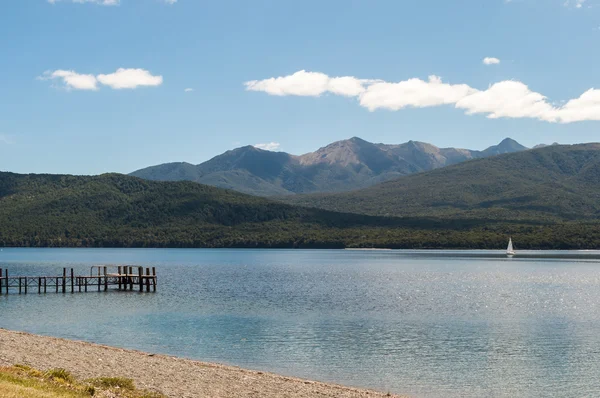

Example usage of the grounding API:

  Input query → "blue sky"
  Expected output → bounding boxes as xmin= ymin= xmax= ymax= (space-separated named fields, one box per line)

xmin=1 ymin=0 xmax=599 ymax=175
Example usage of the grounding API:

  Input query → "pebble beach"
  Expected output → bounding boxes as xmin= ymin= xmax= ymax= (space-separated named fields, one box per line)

xmin=0 ymin=328 xmax=405 ymax=398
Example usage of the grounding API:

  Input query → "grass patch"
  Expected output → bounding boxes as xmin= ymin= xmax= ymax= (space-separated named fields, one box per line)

xmin=88 ymin=376 xmax=135 ymax=390
xmin=45 ymin=368 xmax=75 ymax=384
xmin=0 ymin=365 xmax=164 ymax=398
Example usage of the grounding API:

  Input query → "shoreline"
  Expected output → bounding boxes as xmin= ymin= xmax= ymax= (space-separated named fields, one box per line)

xmin=0 ymin=328 xmax=405 ymax=398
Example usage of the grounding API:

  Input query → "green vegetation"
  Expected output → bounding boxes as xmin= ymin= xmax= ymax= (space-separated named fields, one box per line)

xmin=87 ymin=377 xmax=135 ymax=391
xmin=280 ymin=144 xmax=600 ymax=222
xmin=0 ymin=365 xmax=163 ymax=398
xmin=2 ymin=152 xmax=600 ymax=250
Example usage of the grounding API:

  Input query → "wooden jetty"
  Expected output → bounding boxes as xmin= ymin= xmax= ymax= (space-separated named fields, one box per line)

xmin=0 ymin=266 xmax=156 ymax=294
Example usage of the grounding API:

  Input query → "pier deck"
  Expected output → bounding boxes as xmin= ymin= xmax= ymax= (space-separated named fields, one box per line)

xmin=0 ymin=266 xmax=157 ymax=294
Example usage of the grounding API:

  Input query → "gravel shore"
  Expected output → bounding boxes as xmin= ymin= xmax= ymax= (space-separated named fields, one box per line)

xmin=0 ymin=329 xmax=405 ymax=398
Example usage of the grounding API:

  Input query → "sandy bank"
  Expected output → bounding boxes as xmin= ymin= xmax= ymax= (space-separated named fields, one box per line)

xmin=0 ymin=329 xmax=405 ymax=398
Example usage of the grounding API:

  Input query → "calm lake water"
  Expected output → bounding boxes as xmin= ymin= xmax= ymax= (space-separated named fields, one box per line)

xmin=2 ymin=248 xmax=600 ymax=397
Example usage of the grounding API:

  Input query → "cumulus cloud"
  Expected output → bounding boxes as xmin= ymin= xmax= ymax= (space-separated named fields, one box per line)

xmin=455 ymin=81 xmax=556 ymax=121
xmin=41 ymin=68 xmax=163 ymax=91
xmin=245 ymin=70 xmax=366 ymax=97
xmin=483 ymin=57 xmax=501 ymax=65
xmin=245 ymin=70 xmax=600 ymax=124
xmin=558 ymin=89 xmax=600 ymax=122
xmin=359 ymin=75 xmax=476 ymax=111
xmin=253 ymin=142 xmax=281 ymax=151
xmin=97 ymin=68 xmax=163 ymax=89
xmin=184 ymin=88 xmax=194 ymax=92
xmin=41 ymin=70 xmax=99 ymax=90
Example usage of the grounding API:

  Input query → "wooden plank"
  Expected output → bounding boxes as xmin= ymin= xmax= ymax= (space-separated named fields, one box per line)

xmin=70 ymin=268 xmax=74 ymax=293
xmin=62 ymin=268 xmax=66 ymax=293
xmin=24 ymin=277 xmax=27 ymax=294
xmin=145 ymin=267 xmax=150 ymax=292
xmin=118 ymin=266 xmax=122 ymax=290
xmin=38 ymin=277 xmax=42 ymax=294
xmin=138 ymin=267 xmax=143 ymax=292
xmin=129 ymin=266 xmax=134 ymax=290
xmin=152 ymin=267 xmax=156 ymax=292
xmin=104 ymin=266 xmax=108 ymax=292
xmin=44 ymin=277 xmax=47 ymax=294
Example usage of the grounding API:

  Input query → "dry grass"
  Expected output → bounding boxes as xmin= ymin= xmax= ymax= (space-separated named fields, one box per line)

xmin=0 ymin=365 xmax=164 ymax=398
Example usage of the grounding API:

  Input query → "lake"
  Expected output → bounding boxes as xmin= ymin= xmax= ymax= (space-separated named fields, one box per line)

xmin=1 ymin=248 xmax=600 ymax=397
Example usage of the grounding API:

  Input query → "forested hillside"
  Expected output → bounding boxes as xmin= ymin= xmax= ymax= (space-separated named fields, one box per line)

xmin=279 ymin=144 xmax=600 ymax=222
xmin=1 ymin=171 xmax=599 ymax=249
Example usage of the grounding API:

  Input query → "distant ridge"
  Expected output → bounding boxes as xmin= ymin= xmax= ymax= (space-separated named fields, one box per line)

xmin=2 ymin=168 xmax=600 ymax=249
xmin=279 ymin=143 xmax=600 ymax=222
xmin=130 ymin=137 xmax=529 ymax=196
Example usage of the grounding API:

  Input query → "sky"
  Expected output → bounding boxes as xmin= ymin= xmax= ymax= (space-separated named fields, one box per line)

xmin=1 ymin=0 xmax=600 ymax=175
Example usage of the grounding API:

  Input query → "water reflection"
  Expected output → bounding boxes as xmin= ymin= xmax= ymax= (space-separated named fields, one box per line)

xmin=1 ymin=248 xmax=600 ymax=397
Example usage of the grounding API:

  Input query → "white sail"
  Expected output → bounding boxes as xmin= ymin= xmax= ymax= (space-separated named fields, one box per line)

xmin=506 ymin=238 xmax=515 ymax=255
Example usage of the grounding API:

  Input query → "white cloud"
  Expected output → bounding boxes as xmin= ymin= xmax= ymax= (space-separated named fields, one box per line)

xmin=455 ymin=81 xmax=557 ymax=122
xmin=253 ymin=142 xmax=281 ymax=151
xmin=48 ymin=0 xmax=120 ymax=5
xmin=41 ymin=68 xmax=162 ymax=90
xmin=245 ymin=70 xmax=366 ymax=97
xmin=358 ymin=75 xmax=477 ymax=111
xmin=557 ymin=88 xmax=600 ymax=123
xmin=41 ymin=70 xmax=99 ymax=90
xmin=483 ymin=57 xmax=501 ymax=65
xmin=97 ymin=68 xmax=163 ymax=89
xmin=245 ymin=70 xmax=600 ymax=124
xmin=184 ymin=88 xmax=194 ymax=92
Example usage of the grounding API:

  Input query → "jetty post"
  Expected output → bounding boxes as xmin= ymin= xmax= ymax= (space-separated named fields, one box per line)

xmin=145 ymin=268 xmax=150 ymax=292
xmin=152 ymin=267 xmax=156 ymax=292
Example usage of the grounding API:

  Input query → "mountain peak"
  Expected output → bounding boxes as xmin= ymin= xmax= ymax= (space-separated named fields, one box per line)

xmin=498 ymin=137 xmax=521 ymax=146
xmin=482 ymin=138 xmax=528 ymax=156
xmin=131 ymin=136 xmax=531 ymax=196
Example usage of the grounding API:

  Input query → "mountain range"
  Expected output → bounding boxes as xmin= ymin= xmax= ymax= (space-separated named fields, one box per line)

xmin=280 ymin=143 xmax=600 ymax=222
xmin=130 ymin=137 xmax=529 ymax=196
xmin=2 ymin=142 xmax=600 ymax=249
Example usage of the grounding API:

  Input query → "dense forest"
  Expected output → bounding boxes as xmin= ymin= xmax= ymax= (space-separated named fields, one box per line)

xmin=1 ymin=171 xmax=599 ymax=249
xmin=279 ymin=144 xmax=600 ymax=222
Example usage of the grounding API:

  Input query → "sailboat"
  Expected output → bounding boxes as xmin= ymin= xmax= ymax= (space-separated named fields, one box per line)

xmin=506 ymin=238 xmax=515 ymax=256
